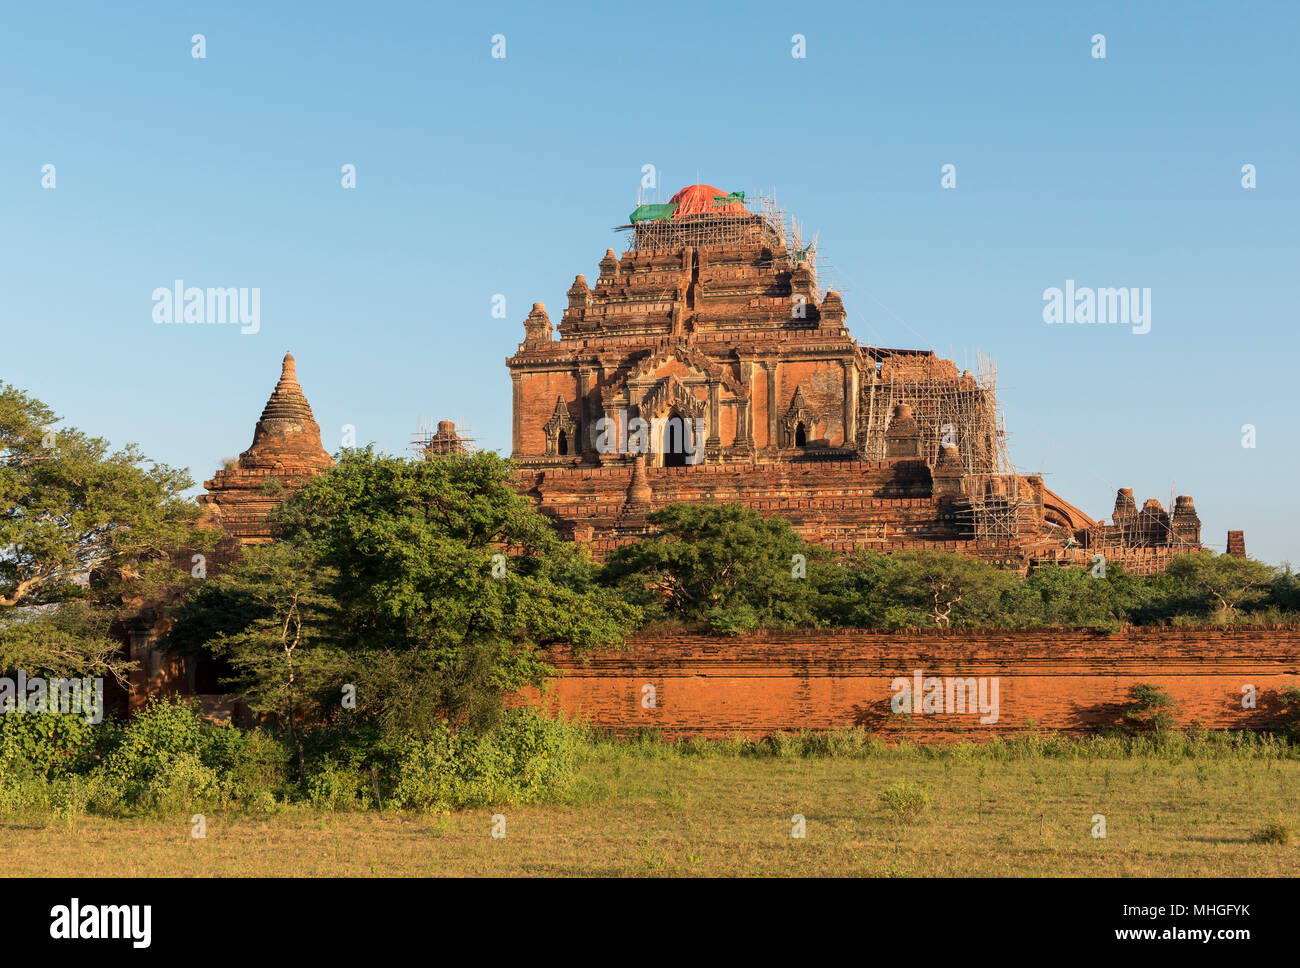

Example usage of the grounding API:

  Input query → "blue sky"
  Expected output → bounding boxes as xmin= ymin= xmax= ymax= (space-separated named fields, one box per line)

xmin=3 ymin=1 xmax=1297 ymax=563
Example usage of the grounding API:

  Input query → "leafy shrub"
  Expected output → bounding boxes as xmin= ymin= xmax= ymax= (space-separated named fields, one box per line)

xmin=880 ymin=779 xmax=932 ymax=825
xmin=816 ymin=727 xmax=869 ymax=757
xmin=0 ymin=773 xmax=52 ymax=815
xmin=96 ymin=698 xmax=287 ymax=813
xmin=100 ymin=698 xmax=211 ymax=789
xmin=50 ymin=772 xmax=123 ymax=819
xmin=306 ymin=756 xmax=371 ymax=812
xmin=203 ymin=725 xmax=291 ymax=805
xmin=704 ymin=605 xmax=760 ymax=636
xmin=0 ymin=710 xmax=100 ymax=779
xmin=387 ymin=710 xmax=583 ymax=811
xmin=760 ymin=728 xmax=874 ymax=758
xmin=675 ymin=733 xmax=757 ymax=758
xmin=1278 ymin=685 xmax=1300 ymax=739
xmin=768 ymin=731 xmax=805 ymax=759
xmin=1122 ymin=684 xmax=1179 ymax=734
xmin=141 ymin=753 xmax=222 ymax=814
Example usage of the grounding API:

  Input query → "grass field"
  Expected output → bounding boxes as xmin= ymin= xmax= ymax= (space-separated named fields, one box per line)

xmin=5 ymin=741 xmax=1299 ymax=876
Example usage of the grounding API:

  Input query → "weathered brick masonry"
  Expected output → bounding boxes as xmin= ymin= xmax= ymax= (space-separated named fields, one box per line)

xmin=200 ymin=186 xmax=1237 ymax=575
xmin=201 ymin=352 xmax=333 ymax=543
xmin=504 ymin=184 xmax=1225 ymax=572
xmin=528 ymin=627 xmax=1300 ymax=740
xmin=169 ymin=188 xmax=1260 ymax=731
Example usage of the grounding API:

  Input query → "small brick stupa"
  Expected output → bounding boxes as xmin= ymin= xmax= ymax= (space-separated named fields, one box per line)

xmin=201 ymin=352 xmax=333 ymax=543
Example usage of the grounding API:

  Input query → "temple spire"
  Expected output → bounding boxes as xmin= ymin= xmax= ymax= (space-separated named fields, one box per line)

xmin=243 ymin=351 xmax=331 ymax=466
xmin=201 ymin=352 xmax=333 ymax=543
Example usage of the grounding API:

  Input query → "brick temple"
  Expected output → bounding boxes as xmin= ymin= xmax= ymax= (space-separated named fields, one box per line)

xmin=201 ymin=185 xmax=1226 ymax=574
xmin=504 ymin=184 xmax=1208 ymax=572
xmin=109 ymin=185 xmax=1244 ymax=720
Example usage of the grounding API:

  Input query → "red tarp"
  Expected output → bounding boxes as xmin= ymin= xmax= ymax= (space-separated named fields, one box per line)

xmin=668 ymin=184 xmax=745 ymax=218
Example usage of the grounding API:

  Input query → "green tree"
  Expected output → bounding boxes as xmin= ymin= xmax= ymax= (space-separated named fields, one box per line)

xmin=1016 ymin=563 xmax=1138 ymax=628
xmin=855 ymin=550 xmax=1014 ymax=629
xmin=1266 ymin=566 xmax=1300 ymax=615
xmin=600 ymin=502 xmax=822 ymax=633
xmin=1164 ymin=551 xmax=1277 ymax=622
xmin=270 ymin=447 xmax=639 ymax=738
xmin=167 ymin=542 xmax=341 ymax=779
xmin=0 ymin=383 xmax=207 ymax=681
xmin=0 ymin=601 xmax=124 ymax=680
xmin=814 ymin=551 xmax=927 ymax=628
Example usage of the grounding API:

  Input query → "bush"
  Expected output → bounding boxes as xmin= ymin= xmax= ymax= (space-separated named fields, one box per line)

xmin=42 ymin=698 xmax=291 ymax=815
xmin=141 ymin=753 xmax=222 ymax=814
xmin=206 ymin=727 xmax=291 ymax=805
xmin=880 ymin=780 xmax=932 ymax=825
xmin=1249 ymin=819 xmax=1295 ymax=845
xmin=803 ymin=727 xmax=869 ymax=758
xmin=100 ymin=698 xmax=211 ymax=790
xmin=387 ymin=710 xmax=584 ymax=811
xmin=0 ymin=773 xmax=51 ymax=815
xmin=0 ymin=698 xmax=591 ymax=817
xmin=306 ymin=756 xmax=372 ymax=812
xmin=96 ymin=697 xmax=288 ymax=807
xmin=1278 ymin=685 xmax=1300 ymax=739
xmin=768 ymin=731 xmax=805 ymax=759
xmin=0 ymin=710 xmax=100 ymax=779
xmin=1122 ymin=684 xmax=1180 ymax=734
xmin=704 ymin=605 xmax=760 ymax=636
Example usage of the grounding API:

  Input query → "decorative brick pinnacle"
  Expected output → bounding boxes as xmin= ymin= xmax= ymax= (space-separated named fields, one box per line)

xmin=240 ymin=350 xmax=332 ymax=467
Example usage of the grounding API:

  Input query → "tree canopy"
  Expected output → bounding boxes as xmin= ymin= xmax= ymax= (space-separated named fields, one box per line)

xmin=1164 ymin=550 xmax=1279 ymax=620
xmin=0 ymin=383 xmax=206 ymax=680
xmin=816 ymin=550 xmax=1015 ymax=629
xmin=603 ymin=502 xmax=1295 ymax=632
xmin=166 ymin=541 xmax=341 ymax=777
xmin=600 ymin=502 xmax=825 ymax=633
xmin=176 ymin=448 xmax=642 ymax=739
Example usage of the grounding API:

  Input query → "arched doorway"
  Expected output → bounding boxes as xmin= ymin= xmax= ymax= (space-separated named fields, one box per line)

xmin=662 ymin=413 xmax=689 ymax=467
xmin=558 ymin=430 xmax=568 ymax=456
xmin=794 ymin=422 xmax=807 ymax=448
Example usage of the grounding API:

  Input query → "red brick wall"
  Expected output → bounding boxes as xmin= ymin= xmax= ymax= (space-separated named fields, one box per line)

xmin=526 ymin=627 xmax=1300 ymax=740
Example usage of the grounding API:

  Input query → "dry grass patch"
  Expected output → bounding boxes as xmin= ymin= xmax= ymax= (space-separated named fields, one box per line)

xmin=3 ymin=751 xmax=1298 ymax=876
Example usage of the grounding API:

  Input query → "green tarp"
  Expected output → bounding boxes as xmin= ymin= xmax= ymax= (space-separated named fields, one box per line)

xmin=629 ymin=203 xmax=677 ymax=223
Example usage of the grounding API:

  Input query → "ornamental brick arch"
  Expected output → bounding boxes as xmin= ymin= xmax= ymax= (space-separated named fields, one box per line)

xmin=542 ymin=396 xmax=578 ymax=457
xmin=638 ymin=375 xmax=706 ymax=423
xmin=778 ymin=386 xmax=817 ymax=449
